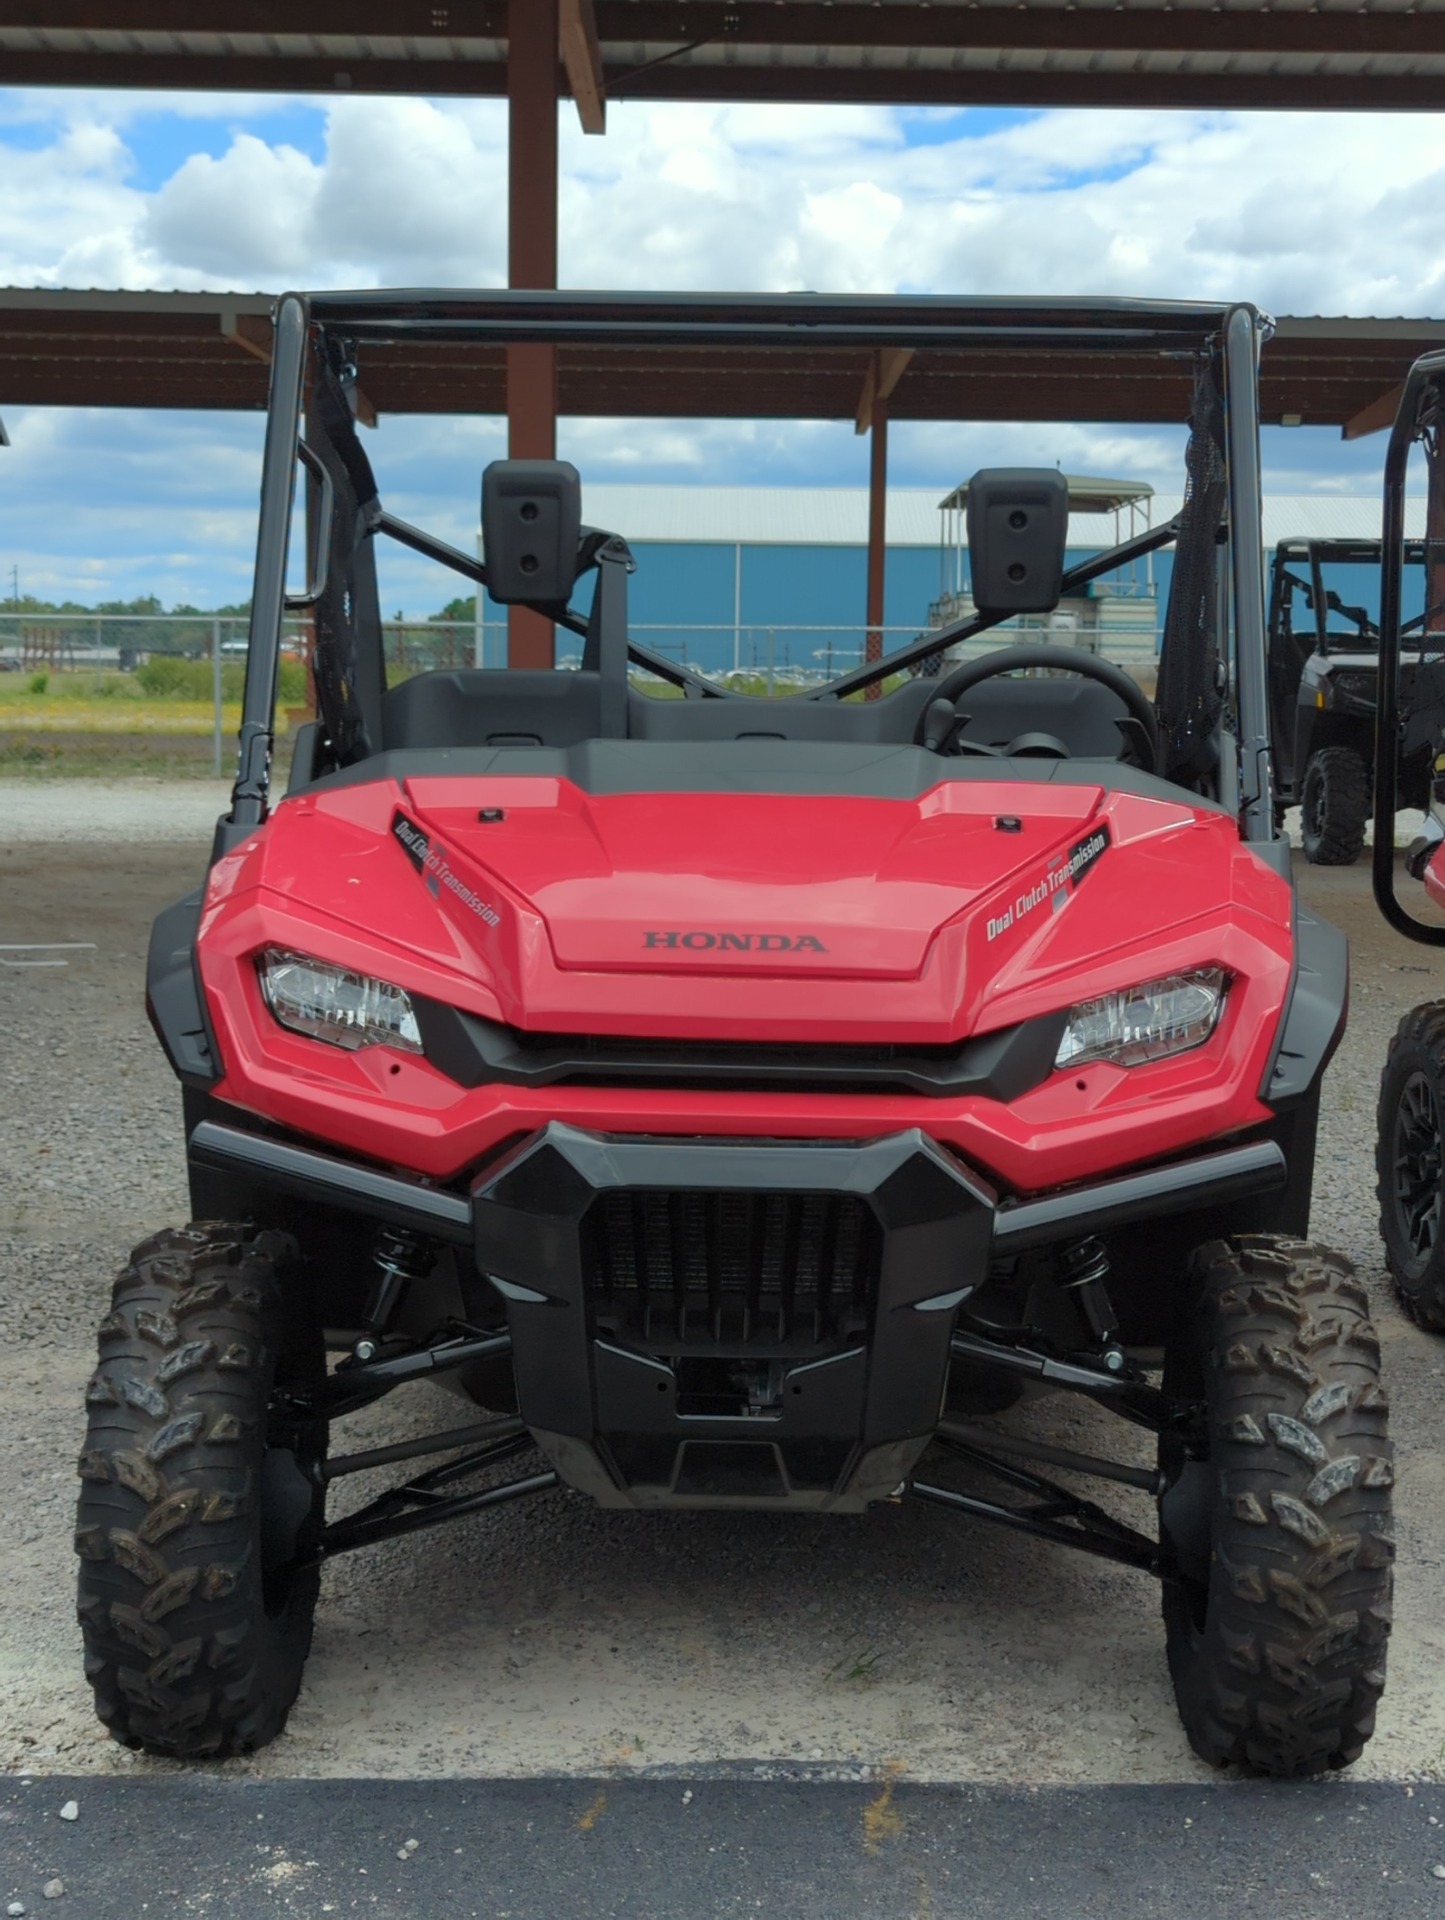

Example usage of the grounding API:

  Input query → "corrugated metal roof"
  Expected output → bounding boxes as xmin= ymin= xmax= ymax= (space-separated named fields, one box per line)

xmin=5 ymin=6 xmax=1445 ymax=109
xmin=584 ymin=485 xmax=1397 ymax=549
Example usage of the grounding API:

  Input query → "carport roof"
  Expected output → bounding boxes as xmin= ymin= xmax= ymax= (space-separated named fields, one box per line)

xmin=2 ymin=2 xmax=1444 ymax=112
xmin=0 ymin=289 xmax=1439 ymax=436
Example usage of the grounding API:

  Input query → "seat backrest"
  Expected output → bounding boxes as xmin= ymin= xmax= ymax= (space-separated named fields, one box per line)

xmin=381 ymin=669 xmax=605 ymax=751
xmin=625 ymin=678 xmax=937 ymax=745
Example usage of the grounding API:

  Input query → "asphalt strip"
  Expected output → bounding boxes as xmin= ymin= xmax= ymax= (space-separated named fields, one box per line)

xmin=4 ymin=1776 xmax=1445 ymax=1919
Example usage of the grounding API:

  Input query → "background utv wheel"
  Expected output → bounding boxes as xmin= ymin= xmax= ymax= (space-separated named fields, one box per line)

xmin=1158 ymin=1237 xmax=1393 ymax=1778
xmin=1300 ymin=747 xmax=1369 ymax=865
xmin=1377 ymin=1005 xmax=1445 ymax=1331
xmin=75 ymin=1224 xmax=327 ymax=1758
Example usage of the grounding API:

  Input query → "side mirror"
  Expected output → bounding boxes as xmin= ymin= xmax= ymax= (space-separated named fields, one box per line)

xmin=966 ymin=469 xmax=1068 ymax=617
xmin=481 ymin=459 xmax=582 ymax=604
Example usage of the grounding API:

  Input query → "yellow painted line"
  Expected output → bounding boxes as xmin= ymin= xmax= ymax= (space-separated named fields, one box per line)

xmin=862 ymin=1759 xmax=906 ymax=1854
xmin=575 ymin=1790 xmax=607 ymax=1833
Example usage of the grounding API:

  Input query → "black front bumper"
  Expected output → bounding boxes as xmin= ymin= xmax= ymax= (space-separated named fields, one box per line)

xmin=189 ymin=1116 xmax=1287 ymax=1513
xmin=471 ymin=1126 xmax=992 ymax=1511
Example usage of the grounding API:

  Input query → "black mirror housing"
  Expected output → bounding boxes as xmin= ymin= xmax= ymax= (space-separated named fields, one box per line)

xmin=481 ymin=459 xmax=582 ymax=604
xmin=966 ymin=469 xmax=1069 ymax=617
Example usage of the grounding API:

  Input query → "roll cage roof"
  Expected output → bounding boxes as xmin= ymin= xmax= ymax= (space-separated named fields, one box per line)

xmin=226 ymin=291 xmax=1274 ymax=853
xmin=302 ymin=288 xmax=1246 ymax=340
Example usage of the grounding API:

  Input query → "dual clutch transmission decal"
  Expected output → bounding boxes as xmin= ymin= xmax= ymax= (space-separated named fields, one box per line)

xmin=392 ymin=812 xmax=501 ymax=929
xmin=985 ymin=822 xmax=1111 ymax=944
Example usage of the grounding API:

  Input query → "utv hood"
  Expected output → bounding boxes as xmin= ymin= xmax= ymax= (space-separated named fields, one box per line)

xmin=207 ymin=766 xmax=1291 ymax=1046
xmin=389 ymin=777 xmax=1111 ymax=980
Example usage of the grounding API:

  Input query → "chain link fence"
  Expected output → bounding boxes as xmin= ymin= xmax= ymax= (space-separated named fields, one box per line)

xmin=0 ymin=609 xmax=1163 ymax=775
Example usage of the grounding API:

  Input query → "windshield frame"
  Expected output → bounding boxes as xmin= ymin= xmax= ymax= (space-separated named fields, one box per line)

xmin=226 ymin=291 xmax=1270 ymax=841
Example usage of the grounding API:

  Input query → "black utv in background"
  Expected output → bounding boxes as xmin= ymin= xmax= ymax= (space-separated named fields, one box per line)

xmin=1268 ymin=537 xmax=1432 ymax=864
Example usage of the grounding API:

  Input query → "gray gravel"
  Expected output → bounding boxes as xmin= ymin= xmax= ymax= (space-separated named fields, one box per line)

xmin=1 ymin=785 xmax=1443 ymax=1786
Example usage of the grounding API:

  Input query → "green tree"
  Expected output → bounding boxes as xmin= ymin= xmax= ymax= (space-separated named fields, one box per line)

xmin=430 ymin=595 xmax=477 ymax=623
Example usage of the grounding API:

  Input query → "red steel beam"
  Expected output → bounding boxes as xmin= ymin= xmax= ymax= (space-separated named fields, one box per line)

xmin=864 ymin=379 xmax=888 ymax=700
xmin=504 ymin=0 xmax=559 ymax=670
xmin=0 ymin=54 xmax=1440 ymax=115
xmin=9 ymin=0 xmax=1445 ymax=56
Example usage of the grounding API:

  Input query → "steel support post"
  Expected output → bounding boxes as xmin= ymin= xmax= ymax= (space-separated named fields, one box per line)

xmin=1428 ymin=418 xmax=1445 ymax=639
xmin=506 ymin=0 xmax=560 ymax=670
xmin=864 ymin=392 xmax=888 ymax=700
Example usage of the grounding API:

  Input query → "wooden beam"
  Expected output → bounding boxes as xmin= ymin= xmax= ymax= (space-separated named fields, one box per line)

xmin=14 ymin=2 xmax=1445 ymax=58
xmin=219 ymin=310 xmax=272 ymax=364
xmin=1343 ymin=382 xmax=1406 ymax=442
xmin=560 ymin=0 xmax=606 ymax=134
xmin=4 ymin=48 xmax=1445 ymax=112
xmin=602 ymin=1 xmax=1445 ymax=58
xmin=854 ymin=348 xmax=913 ymax=434
xmin=611 ymin=62 xmax=1445 ymax=115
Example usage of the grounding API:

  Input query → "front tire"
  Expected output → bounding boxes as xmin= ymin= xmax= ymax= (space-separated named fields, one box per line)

xmin=75 ymin=1224 xmax=327 ymax=1758
xmin=1158 ymin=1237 xmax=1393 ymax=1777
xmin=1300 ymin=746 xmax=1369 ymax=865
xmin=1377 ymin=1004 xmax=1445 ymax=1331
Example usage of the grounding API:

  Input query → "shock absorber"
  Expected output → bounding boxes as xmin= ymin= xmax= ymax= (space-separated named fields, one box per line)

xmin=352 ymin=1226 xmax=436 ymax=1363
xmin=1058 ymin=1236 xmax=1126 ymax=1374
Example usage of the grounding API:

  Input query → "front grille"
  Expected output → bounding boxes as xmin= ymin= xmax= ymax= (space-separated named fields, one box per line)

xmin=582 ymin=1189 xmax=880 ymax=1353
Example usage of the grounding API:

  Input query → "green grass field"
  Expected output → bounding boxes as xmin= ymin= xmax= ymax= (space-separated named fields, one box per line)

xmin=0 ymin=668 xmax=298 ymax=776
xmin=0 ymin=663 xmax=903 ymax=777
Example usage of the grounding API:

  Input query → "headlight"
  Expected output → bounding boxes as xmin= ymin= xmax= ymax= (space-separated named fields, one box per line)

xmin=257 ymin=948 xmax=423 ymax=1054
xmin=1054 ymin=967 xmax=1228 ymax=1071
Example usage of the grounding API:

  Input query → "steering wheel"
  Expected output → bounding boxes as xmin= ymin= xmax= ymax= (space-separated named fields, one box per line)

xmin=914 ymin=642 xmax=1160 ymax=773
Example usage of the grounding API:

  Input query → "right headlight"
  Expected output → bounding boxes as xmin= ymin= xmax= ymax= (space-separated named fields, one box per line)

xmin=1054 ymin=967 xmax=1229 ymax=1072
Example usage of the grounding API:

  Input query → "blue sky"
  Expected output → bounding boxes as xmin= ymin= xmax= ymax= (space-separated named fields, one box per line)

xmin=0 ymin=89 xmax=1438 ymax=611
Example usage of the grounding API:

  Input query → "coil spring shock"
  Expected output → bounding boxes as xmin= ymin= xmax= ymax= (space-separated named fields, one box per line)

xmin=1059 ymin=1235 xmax=1126 ymax=1373
xmin=352 ymin=1226 xmax=436 ymax=1362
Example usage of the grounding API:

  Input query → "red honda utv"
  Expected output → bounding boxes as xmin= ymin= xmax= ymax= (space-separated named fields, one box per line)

xmin=76 ymin=293 xmax=1392 ymax=1778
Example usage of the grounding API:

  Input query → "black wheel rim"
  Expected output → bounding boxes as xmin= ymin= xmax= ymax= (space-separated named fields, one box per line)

xmin=1304 ymin=766 xmax=1326 ymax=843
xmin=1393 ymin=1068 xmax=1443 ymax=1269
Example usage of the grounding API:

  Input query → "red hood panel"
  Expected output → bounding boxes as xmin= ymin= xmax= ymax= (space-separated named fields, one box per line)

xmin=210 ymin=773 xmax=1290 ymax=1045
xmin=400 ymin=776 xmax=1112 ymax=980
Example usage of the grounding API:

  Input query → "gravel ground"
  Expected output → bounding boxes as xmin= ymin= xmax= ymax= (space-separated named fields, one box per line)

xmin=1 ymin=779 xmax=1443 ymax=1787
xmin=0 ymin=778 xmax=233 ymax=846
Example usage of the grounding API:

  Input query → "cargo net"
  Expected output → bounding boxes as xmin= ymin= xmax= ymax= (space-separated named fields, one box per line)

xmin=306 ymin=349 xmax=385 ymax=766
xmin=1398 ymin=402 xmax=1445 ymax=775
xmin=1155 ymin=355 xmax=1227 ymax=788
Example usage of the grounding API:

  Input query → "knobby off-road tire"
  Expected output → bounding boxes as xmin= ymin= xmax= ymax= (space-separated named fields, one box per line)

xmin=75 ymin=1224 xmax=327 ymax=1758
xmin=1377 ymin=1004 xmax=1445 ymax=1331
xmin=1300 ymin=747 xmax=1369 ymax=866
xmin=1159 ymin=1237 xmax=1393 ymax=1778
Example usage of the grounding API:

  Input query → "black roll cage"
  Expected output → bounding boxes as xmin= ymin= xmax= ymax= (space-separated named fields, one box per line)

xmin=226 ymin=290 xmax=1275 ymax=848
xmin=1374 ymin=348 xmax=1445 ymax=944
xmin=1270 ymin=536 xmax=1431 ymax=653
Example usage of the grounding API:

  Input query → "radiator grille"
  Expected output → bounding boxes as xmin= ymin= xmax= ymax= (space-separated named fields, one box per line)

xmin=582 ymin=1189 xmax=880 ymax=1353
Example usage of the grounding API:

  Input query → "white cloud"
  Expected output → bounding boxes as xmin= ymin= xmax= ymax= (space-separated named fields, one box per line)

xmin=0 ymin=92 xmax=1436 ymax=604
xmin=2 ymin=95 xmax=1442 ymax=313
xmin=147 ymin=135 xmax=322 ymax=280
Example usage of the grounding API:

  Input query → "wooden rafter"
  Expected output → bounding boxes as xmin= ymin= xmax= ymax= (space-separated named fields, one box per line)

xmin=855 ymin=348 xmax=914 ymax=435
xmin=219 ymin=310 xmax=272 ymax=364
xmin=1342 ymin=382 xmax=1406 ymax=442
xmin=560 ymin=0 xmax=606 ymax=134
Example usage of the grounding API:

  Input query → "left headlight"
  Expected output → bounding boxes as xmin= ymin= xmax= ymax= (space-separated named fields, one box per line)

xmin=257 ymin=948 xmax=423 ymax=1054
xmin=1054 ymin=966 xmax=1228 ymax=1072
